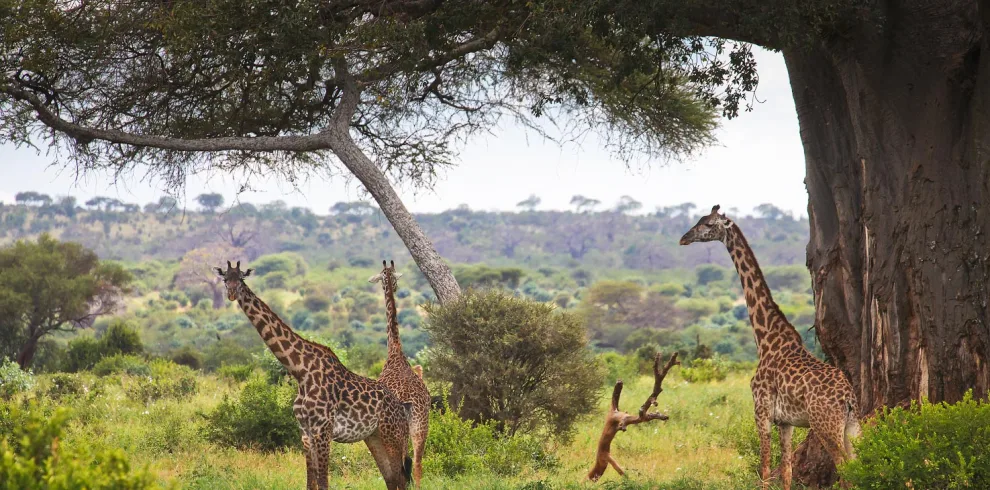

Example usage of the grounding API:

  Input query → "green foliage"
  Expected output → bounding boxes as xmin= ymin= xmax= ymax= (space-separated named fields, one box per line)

xmin=45 ymin=373 xmax=87 ymax=400
xmin=93 ymin=354 xmax=151 ymax=377
xmin=201 ymin=376 xmax=300 ymax=451
xmin=169 ymin=346 xmax=204 ymax=370
xmin=454 ymin=265 xmax=526 ymax=289
xmin=424 ymin=290 xmax=603 ymax=441
xmin=202 ymin=339 xmax=253 ymax=372
xmin=425 ymin=396 xmax=558 ymax=478
xmin=126 ymin=360 xmax=198 ymax=403
xmin=0 ymin=404 xmax=157 ymax=489
xmin=763 ymin=265 xmax=810 ymax=291
xmin=63 ymin=336 xmax=104 ymax=372
xmin=841 ymin=391 xmax=990 ymax=489
xmin=217 ymin=364 xmax=255 ymax=383
xmin=250 ymin=252 xmax=308 ymax=277
xmin=0 ymin=234 xmax=132 ymax=368
xmin=0 ymin=358 xmax=33 ymax=399
xmin=100 ymin=320 xmax=145 ymax=357
xmin=679 ymin=356 xmax=730 ymax=383
xmin=695 ymin=265 xmax=728 ymax=286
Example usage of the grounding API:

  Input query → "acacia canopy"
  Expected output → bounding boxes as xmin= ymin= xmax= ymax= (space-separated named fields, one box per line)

xmin=0 ymin=0 xmax=766 ymax=184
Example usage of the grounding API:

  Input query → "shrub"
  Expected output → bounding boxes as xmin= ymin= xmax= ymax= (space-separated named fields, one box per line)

xmin=841 ymin=391 xmax=990 ymax=488
xmin=126 ymin=359 xmax=198 ymax=403
xmin=263 ymin=271 xmax=289 ymax=289
xmin=423 ymin=290 xmax=603 ymax=441
xmin=63 ymin=336 xmax=103 ymax=372
xmin=93 ymin=354 xmax=151 ymax=377
xmin=45 ymin=373 xmax=87 ymax=400
xmin=252 ymin=252 xmax=308 ymax=277
xmin=425 ymin=396 xmax=557 ymax=478
xmin=202 ymin=339 xmax=253 ymax=372
xmin=201 ymin=376 xmax=300 ymax=451
xmin=170 ymin=346 xmax=204 ymax=370
xmin=0 ymin=358 xmax=33 ymax=399
xmin=679 ymin=356 xmax=729 ymax=383
xmin=0 ymin=404 xmax=157 ymax=489
xmin=695 ymin=264 xmax=727 ymax=285
xmin=217 ymin=364 xmax=255 ymax=383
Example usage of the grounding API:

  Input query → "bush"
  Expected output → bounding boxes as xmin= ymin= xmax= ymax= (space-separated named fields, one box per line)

xmin=201 ymin=376 xmax=300 ymax=451
xmin=0 ymin=404 xmax=157 ymax=489
xmin=45 ymin=373 xmax=87 ymax=400
xmin=841 ymin=391 xmax=990 ymax=489
xmin=202 ymin=339 xmax=253 ymax=372
xmin=217 ymin=364 xmax=255 ymax=383
xmin=0 ymin=358 xmax=33 ymax=399
xmin=170 ymin=346 xmax=204 ymax=370
xmin=93 ymin=354 xmax=151 ymax=377
xmin=423 ymin=290 xmax=603 ymax=441
xmin=63 ymin=336 xmax=103 ymax=372
xmin=251 ymin=252 xmax=308 ymax=277
xmin=126 ymin=359 xmax=198 ymax=403
xmin=695 ymin=264 xmax=727 ymax=285
xmin=679 ymin=356 xmax=729 ymax=383
xmin=425 ymin=396 xmax=557 ymax=478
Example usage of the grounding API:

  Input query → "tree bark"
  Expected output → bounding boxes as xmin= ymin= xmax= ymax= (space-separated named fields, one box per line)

xmin=327 ymin=129 xmax=462 ymax=304
xmin=16 ymin=330 xmax=42 ymax=369
xmin=783 ymin=1 xmax=990 ymax=483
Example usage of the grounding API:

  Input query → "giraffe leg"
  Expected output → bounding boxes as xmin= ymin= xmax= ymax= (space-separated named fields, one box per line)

xmin=301 ymin=433 xmax=317 ymax=490
xmin=778 ymin=424 xmax=793 ymax=490
xmin=411 ymin=425 xmax=426 ymax=487
xmin=754 ymin=408 xmax=773 ymax=490
xmin=365 ymin=431 xmax=407 ymax=490
xmin=810 ymin=415 xmax=848 ymax=468
xmin=309 ymin=432 xmax=331 ymax=490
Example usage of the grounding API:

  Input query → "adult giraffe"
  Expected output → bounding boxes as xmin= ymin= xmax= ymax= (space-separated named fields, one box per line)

xmin=217 ymin=260 xmax=412 ymax=490
xmin=680 ymin=207 xmax=860 ymax=490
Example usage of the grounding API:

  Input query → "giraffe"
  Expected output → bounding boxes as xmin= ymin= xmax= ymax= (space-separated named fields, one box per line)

xmin=216 ymin=261 xmax=412 ymax=490
xmin=369 ymin=260 xmax=431 ymax=487
xmin=680 ymin=206 xmax=860 ymax=490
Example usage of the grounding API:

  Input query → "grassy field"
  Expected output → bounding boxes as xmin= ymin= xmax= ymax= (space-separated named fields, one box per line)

xmin=18 ymin=367 xmax=797 ymax=490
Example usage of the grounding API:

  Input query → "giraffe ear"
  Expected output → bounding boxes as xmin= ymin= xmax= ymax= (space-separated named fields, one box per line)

xmin=368 ymin=273 xmax=383 ymax=283
xmin=243 ymin=268 xmax=253 ymax=277
xmin=214 ymin=267 xmax=224 ymax=277
xmin=394 ymin=272 xmax=403 ymax=279
xmin=711 ymin=204 xmax=721 ymax=215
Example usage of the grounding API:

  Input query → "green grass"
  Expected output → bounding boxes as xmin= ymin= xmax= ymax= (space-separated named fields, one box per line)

xmin=10 ymin=369 xmax=804 ymax=489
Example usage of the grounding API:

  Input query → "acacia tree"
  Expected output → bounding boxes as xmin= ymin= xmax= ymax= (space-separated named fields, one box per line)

xmin=0 ymin=234 xmax=131 ymax=368
xmin=0 ymin=0 xmax=726 ymax=304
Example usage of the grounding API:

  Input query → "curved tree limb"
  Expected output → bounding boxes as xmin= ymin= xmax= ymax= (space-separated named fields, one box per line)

xmin=587 ymin=351 xmax=679 ymax=482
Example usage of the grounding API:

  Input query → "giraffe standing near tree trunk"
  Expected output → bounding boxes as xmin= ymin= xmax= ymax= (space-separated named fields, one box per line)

xmin=680 ymin=206 xmax=860 ymax=490
xmin=216 ymin=261 xmax=412 ymax=490
xmin=370 ymin=260 xmax=431 ymax=487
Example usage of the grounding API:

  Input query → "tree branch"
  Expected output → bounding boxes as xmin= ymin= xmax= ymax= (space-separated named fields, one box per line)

xmin=587 ymin=351 xmax=679 ymax=482
xmin=0 ymin=84 xmax=335 ymax=152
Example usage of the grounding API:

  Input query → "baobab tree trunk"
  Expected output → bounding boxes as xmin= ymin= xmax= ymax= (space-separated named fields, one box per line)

xmin=783 ymin=2 xmax=990 ymax=484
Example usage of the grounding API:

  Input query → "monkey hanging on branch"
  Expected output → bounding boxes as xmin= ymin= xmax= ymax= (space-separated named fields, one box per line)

xmin=587 ymin=351 xmax=680 ymax=482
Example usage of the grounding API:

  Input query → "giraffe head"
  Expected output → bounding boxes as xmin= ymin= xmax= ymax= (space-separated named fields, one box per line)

xmin=679 ymin=205 xmax=732 ymax=245
xmin=214 ymin=260 xmax=254 ymax=301
xmin=368 ymin=259 xmax=402 ymax=291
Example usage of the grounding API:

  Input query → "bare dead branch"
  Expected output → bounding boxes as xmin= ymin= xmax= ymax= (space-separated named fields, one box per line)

xmin=587 ymin=351 xmax=680 ymax=482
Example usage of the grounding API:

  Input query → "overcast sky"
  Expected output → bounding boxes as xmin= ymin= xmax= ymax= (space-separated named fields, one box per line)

xmin=0 ymin=48 xmax=806 ymax=218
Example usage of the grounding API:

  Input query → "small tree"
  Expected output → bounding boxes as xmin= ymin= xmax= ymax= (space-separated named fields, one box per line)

xmin=423 ymin=290 xmax=603 ymax=441
xmin=515 ymin=195 xmax=541 ymax=212
xmin=196 ymin=193 xmax=224 ymax=213
xmin=0 ymin=234 xmax=132 ymax=368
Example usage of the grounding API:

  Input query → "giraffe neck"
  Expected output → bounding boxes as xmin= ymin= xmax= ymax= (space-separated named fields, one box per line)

xmin=382 ymin=281 xmax=407 ymax=364
xmin=722 ymin=223 xmax=802 ymax=356
xmin=234 ymin=284 xmax=334 ymax=379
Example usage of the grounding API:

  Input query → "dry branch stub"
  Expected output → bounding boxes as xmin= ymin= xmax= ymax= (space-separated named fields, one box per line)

xmin=587 ymin=351 xmax=679 ymax=482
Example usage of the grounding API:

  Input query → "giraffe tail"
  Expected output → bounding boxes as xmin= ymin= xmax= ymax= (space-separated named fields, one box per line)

xmin=403 ymin=455 xmax=413 ymax=483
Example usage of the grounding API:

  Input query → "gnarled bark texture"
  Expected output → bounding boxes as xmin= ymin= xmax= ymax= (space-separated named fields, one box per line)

xmin=782 ymin=1 xmax=990 ymax=484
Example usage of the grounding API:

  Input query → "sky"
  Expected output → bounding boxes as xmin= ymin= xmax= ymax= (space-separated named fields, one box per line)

xmin=0 ymin=48 xmax=806 ymax=218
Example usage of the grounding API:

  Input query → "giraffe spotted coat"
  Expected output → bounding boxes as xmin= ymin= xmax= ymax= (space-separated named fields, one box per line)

xmin=370 ymin=260 xmax=431 ymax=487
xmin=681 ymin=207 xmax=860 ymax=490
xmin=217 ymin=261 xmax=412 ymax=490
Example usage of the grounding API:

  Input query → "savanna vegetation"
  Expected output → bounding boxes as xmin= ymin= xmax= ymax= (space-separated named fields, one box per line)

xmin=1 ymin=201 xmax=986 ymax=489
